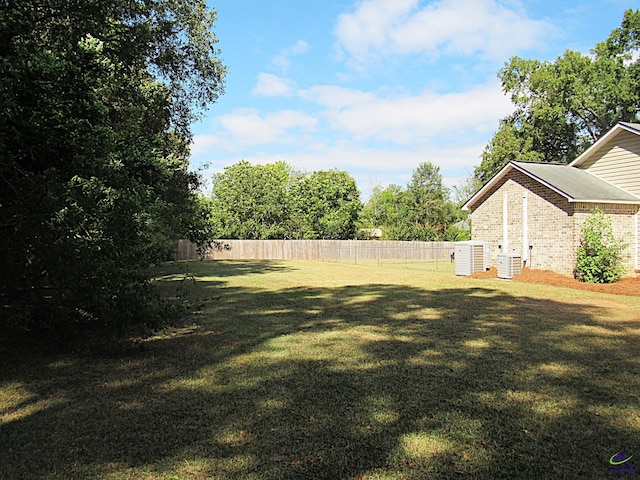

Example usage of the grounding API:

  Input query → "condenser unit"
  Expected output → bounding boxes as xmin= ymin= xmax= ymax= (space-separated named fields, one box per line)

xmin=498 ymin=253 xmax=522 ymax=279
xmin=454 ymin=241 xmax=489 ymax=276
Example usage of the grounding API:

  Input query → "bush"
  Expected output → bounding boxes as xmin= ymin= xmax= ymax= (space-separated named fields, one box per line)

xmin=575 ymin=208 xmax=627 ymax=283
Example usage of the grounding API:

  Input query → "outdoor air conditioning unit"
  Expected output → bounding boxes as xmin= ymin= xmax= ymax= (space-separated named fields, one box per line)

xmin=454 ymin=241 xmax=489 ymax=276
xmin=498 ymin=253 xmax=522 ymax=279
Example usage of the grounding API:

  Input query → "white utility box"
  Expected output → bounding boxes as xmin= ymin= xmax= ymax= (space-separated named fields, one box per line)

xmin=454 ymin=241 xmax=489 ymax=276
xmin=498 ymin=253 xmax=522 ymax=279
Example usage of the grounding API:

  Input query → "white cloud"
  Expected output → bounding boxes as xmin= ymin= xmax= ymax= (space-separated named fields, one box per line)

xmin=334 ymin=0 xmax=417 ymax=62
xmin=190 ymin=139 xmax=486 ymax=200
xmin=252 ymin=73 xmax=295 ymax=97
xmin=294 ymin=141 xmax=483 ymax=174
xmin=190 ymin=133 xmax=223 ymax=157
xmin=272 ymin=40 xmax=309 ymax=71
xmin=214 ymin=108 xmax=317 ymax=148
xmin=300 ymin=81 xmax=513 ymax=144
xmin=192 ymin=80 xmax=513 ymax=197
xmin=298 ymin=85 xmax=376 ymax=108
xmin=191 ymin=84 xmax=507 ymax=193
xmin=335 ymin=0 xmax=552 ymax=66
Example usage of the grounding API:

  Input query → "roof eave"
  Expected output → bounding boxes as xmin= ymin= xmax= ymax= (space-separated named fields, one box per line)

xmin=569 ymin=122 xmax=640 ymax=168
xmin=461 ymin=162 xmax=516 ymax=211
xmin=567 ymin=198 xmax=640 ymax=205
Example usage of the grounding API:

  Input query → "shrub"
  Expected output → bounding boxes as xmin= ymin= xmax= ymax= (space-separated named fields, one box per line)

xmin=575 ymin=208 xmax=627 ymax=283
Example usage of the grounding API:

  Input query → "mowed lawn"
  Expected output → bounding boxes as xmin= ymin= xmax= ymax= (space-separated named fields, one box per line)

xmin=2 ymin=260 xmax=640 ymax=480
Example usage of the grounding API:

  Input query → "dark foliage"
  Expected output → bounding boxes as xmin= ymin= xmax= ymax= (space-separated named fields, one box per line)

xmin=0 ymin=0 xmax=225 ymax=337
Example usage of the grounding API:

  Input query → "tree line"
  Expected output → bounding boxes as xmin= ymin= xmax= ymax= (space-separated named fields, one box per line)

xmin=206 ymin=161 xmax=362 ymax=240
xmin=207 ymin=160 xmax=469 ymax=242
xmin=359 ymin=162 xmax=470 ymax=241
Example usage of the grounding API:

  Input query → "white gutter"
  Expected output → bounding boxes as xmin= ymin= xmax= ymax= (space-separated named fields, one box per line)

xmin=567 ymin=199 xmax=640 ymax=204
xmin=635 ymin=209 xmax=640 ymax=272
xmin=503 ymin=192 xmax=509 ymax=253
xmin=523 ymin=192 xmax=528 ymax=264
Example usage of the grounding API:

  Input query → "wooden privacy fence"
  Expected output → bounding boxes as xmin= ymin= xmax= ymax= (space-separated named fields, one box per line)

xmin=175 ymin=239 xmax=456 ymax=265
xmin=320 ymin=241 xmax=454 ymax=268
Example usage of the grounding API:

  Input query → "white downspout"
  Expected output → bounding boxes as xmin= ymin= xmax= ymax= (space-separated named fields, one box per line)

xmin=522 ymin=192 xmax=528 ymax=265
xmin=503 ymin=192 xmax=509 ymax=252
xmin=636 ymin=208 xmax=640 ymax=271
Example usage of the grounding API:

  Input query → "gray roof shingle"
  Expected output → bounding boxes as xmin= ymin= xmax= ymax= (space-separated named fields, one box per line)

xmin=512 ymin=161 xmax=640 ymax=203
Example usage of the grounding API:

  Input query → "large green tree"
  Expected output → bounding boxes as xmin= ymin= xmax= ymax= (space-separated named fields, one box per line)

xmin=406 ymin=162 xmax=450 ymax=236
xmin=361 ymin=162 xmax=465 ymax=241
xmin=290 ymin=169 xmax=362 ymax=239
xmin=210 ymin=161 xmax=293 ymax=239
xmin=360 ymin=184 xmax=409 ymax=232
xmin=209 ymin=161 xmax=362 ymax=240
xmin=0 ymin=0 xmax=225 ymax=335
xmin=475 ymin=9 xmax=640 ymax=184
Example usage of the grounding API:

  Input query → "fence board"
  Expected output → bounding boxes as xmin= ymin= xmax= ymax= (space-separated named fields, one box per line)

xmin=175 ymin=239 xmax=456 ymax=262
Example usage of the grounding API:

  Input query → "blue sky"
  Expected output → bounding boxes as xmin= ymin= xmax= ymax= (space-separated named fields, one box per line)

xmin=191 ymin=0 xmax=637 ymax=200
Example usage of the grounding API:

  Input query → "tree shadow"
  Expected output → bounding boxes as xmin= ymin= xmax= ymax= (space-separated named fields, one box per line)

xmin=158 ymin=259 xmax=296 ymax=278
xmin=1 ymin=261 xmax=640 ymax=479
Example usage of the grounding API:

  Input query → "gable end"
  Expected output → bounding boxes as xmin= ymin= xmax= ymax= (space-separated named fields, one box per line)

xmin=572 ymin=126 xmax=640 ymax=196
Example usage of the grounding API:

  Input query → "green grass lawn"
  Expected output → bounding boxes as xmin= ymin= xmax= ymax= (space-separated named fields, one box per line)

xmin=2 ymin=260 xmax=640 ymax=479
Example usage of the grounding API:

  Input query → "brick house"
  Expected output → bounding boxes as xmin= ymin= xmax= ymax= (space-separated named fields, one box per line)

xmin=462 ymin=122 xmax=640 ymax=276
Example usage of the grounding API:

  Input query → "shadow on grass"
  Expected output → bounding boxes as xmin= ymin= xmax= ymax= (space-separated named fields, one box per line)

xmin=154 ymin=259 xmax=296 ymax=279
xmin=1 ymin=260 xmax=640 ymax=479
